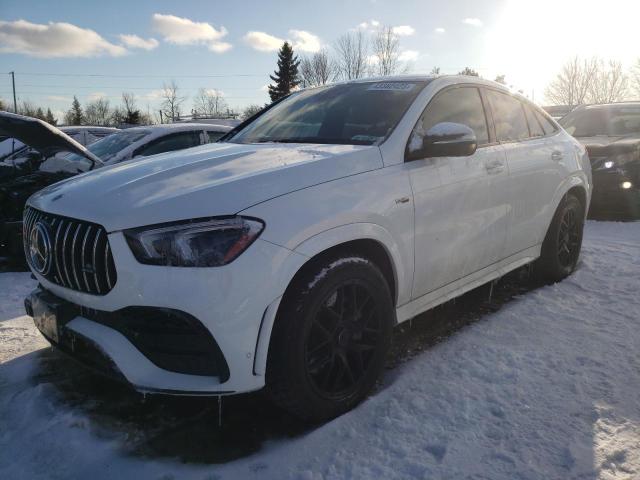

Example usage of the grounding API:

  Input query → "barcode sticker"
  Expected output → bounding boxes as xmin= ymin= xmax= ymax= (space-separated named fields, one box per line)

xmin=367 ymin=82 xmax=416 ymax=91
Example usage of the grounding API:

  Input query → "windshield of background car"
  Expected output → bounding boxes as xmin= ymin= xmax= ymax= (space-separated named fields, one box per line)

xmin=229 ymin=81 xmax=429 ymax=145
xmin=560 ymin=107 xmax=640 ymax=136
xmin=65 ymin=129 xmax=150 ymax=162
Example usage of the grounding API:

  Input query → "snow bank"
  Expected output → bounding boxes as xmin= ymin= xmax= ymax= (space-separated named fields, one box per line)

xmin=1 ymin=221 xmax=639 ymax=479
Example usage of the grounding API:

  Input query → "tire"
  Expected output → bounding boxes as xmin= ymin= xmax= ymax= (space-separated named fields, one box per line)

xmin=266 ymin=254 xmax=394 ymax=423
xmin=536 ymin=193 xmax=584 ymax=282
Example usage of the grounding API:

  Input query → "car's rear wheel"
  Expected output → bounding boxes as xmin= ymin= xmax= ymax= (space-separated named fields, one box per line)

xmin=536 ymin=193 xmax=584 ymax=282
xmin=267 ymin=254 xmax=394 ymax=422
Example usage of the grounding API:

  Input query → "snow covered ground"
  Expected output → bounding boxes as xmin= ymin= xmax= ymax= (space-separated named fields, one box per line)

xmin=1 ymin=221 xmax=639 ymax=479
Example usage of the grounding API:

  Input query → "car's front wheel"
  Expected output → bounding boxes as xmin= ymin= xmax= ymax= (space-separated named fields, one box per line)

xmin=536 ymin=193 xmax=585 ymax=282
xmin=267 ymin=254 xmax=394 ymax=422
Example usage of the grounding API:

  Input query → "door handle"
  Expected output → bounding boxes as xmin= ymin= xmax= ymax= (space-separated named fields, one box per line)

xmin=551 ymin=151 xmax=564 ymax=161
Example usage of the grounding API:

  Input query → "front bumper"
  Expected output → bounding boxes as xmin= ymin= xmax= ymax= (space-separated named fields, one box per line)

xmin=28 ymin=232 xmax=308 ymax=395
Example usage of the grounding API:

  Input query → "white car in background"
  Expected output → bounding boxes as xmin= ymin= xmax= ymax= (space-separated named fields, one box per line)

xmin=1 ymin=125 xmax=118 ymax=171
xmin=23 ymin=76 xmax=591 ymax=422
xmin=52 ymin=123 xmax=231 ymax=172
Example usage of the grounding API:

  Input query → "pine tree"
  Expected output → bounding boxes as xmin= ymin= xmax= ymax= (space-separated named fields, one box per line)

xmin=268 ymin=42 xmax=300 ymax=102
xmin=35 ymin=107 xmax=45 ymax=120
xmin=45 ymin=108 xmax=57 ymax=126
xmin=65 ymin=96 xmax=84 ymax=125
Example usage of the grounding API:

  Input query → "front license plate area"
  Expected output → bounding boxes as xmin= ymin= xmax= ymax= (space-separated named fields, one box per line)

xmin=30 ymin=290 xmax=75 ymax=344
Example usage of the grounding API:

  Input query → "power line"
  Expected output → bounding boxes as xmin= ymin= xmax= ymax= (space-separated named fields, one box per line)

xmin=0 ymin=91 xmax=257 ymax=99
xmin=19 ymin=83 xmax=262 ymax=91
xmin=10 ymin=71 xmax=266 ymax=78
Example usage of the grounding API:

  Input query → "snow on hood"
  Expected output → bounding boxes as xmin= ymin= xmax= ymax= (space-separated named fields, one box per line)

xmin=28 ymin=142 xmax=382 ymax=231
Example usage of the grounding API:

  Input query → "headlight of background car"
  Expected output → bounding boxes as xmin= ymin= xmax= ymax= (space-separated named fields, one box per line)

xmin=594 ymin=152 xmax=636 ymax=172
xmin=124 ymin=217 xmax=264 ymax=267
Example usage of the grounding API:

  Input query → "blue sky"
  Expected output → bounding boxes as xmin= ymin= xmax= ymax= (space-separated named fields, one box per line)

xmin=1 ymin=0 xmax=637 ymax=120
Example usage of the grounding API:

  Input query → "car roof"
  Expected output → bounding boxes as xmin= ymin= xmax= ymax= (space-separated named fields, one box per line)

xmin=578 ymin=102 xmax=640 ymax=110
xmin=327 ymin=74 xmax=510 ymax=90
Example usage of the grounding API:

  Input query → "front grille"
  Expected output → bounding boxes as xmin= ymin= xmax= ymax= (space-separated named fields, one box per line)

xmin=23 ymin=207 xmax=117 ymax=295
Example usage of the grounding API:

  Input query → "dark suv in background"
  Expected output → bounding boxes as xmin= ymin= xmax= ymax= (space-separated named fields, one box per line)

xmin=560 ymin=102 xmax=640 ymax=219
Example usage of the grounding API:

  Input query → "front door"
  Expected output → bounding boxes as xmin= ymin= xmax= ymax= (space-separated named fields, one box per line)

xmin=409 ymin=85 xmax=508 ymax=300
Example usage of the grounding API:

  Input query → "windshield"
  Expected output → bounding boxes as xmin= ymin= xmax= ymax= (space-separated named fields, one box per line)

xmin=229 ymin=81 xmax=428 ymax=145
xmin=65 ymin=129 xmax=150 ymax=163
xmin=560 ymin=107 xmax=640 ymax=137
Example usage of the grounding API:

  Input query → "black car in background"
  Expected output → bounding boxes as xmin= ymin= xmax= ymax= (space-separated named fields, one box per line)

xmin=560 ymin=103 xmax=640 ymax=219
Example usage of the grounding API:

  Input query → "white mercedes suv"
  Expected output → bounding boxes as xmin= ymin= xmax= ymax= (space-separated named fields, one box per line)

xmin=24 ymin=76 xmax=591 ymax=422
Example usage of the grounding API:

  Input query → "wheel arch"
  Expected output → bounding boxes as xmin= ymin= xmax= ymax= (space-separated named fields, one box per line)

xmin=540 ymin=174 xmax=590 ymax=244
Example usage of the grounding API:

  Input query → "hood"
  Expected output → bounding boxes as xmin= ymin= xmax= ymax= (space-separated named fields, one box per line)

xmin=0 ymin=112 xmax=102 ymax=166
xmin=28 ymin=142 xmax=382 ymax=231
xmin=575 ymin=134 xmax=640 ymax=157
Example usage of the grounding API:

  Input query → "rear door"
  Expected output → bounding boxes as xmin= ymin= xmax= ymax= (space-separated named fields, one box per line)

xmin=484 ymin=89 xmax=565 ymax=255
xmin=409 ymin=85 xmax=508 ymax=299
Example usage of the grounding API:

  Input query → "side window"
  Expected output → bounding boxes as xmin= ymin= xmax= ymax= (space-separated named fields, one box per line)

xmin=535 ymin=109 xmax=558 ymax=135
xmin=524 ymin=104 xmax=545 ymax=138
xmin=134 ymin=131 xmax=201 ymax=157
xmin=412 ymin=87 xmax=489 ymax=146
xmin=486 ymin=90 xmax=530 ymax=142
xmin=205 ymin=131 xmax=225 ymax=143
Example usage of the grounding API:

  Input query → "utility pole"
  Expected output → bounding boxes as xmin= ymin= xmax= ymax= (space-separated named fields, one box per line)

xmin=10 ymin=71 xmax=17 ymax=113
xmin=159 ymin=110 xmax=163 ymax=124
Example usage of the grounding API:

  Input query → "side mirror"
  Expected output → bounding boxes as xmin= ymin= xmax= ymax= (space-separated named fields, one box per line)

xmin=406 ymin=122 xmax=478 ymax=161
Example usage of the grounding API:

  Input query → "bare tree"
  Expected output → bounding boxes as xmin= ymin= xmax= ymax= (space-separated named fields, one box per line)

xmin=589 ymin=59 xmax=629 ymax=104
xmin=160 ymin=80 xmax=186 ymax=122
xmin=122 ymin=92 xmax=137 ymax=115
xmin=300 ymin=49 xmax=336 ymax=87
xmin=545 ymin=57 xmax=599 ymax=106
xmin=372 ymin=26 xmax=401 ymax=76
xmin=430 ymin=66 xmax=441 ymax=75
xmin=241 ymin=104 xmax=263 ymax=120
xmin=84 ymin=98 xmax=112 ymax=126
xmin=193 ymin=88 xmax=227 ymax=117
xmin=334 ymin=31 xmax=369 ymax=80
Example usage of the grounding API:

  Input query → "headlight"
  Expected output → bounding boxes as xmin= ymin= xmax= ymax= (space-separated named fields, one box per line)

xmin=594 ymin=152 xmax=636 ymax=171
xmin=124 ymin=217 xmax=264 ymax=267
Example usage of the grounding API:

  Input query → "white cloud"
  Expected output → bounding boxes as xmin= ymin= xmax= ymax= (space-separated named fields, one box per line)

xmin=357 ymin=19 xmax=380 ymax=30
xmin=289 ymin=30 xmax=321 ymax=52
xmin=87 ymin=92 xmax=107 ymax=101
xmin=462 ymin=18 xmax=483 ymax=27
xmin=244 ymin=30 xmax=321 ymax=53
xmin=260 ymin=84 xmax=269 ymax=92
xmin=0 ymin=19 xmax=127 ymax=58
xmin=142 ymin=89 xmax=165 ymax=100
xmin=392 ymin=25 xmax=415 ymax=36
xmin=399 ymin=50 xmax=420 ymax=62
xmin=118 ymin=34 xmax=159 ymax=51
xmin=151 ymin=13 xmax=230 ymax=52
xmin=435 ymin=27 xmax=446 ymax=34
xmin=244 ymin=31 xmax=284 ymax=52
xmin=45 ymin=95 xmax=71 ymax=102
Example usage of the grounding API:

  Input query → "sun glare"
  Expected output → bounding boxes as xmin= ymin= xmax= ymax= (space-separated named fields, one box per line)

xmin=485 ymin=0 xmax=639 ymax=102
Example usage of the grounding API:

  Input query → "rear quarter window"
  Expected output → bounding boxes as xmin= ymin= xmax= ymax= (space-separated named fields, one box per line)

xmin=486 ymin=90 xmax=530 ymax=142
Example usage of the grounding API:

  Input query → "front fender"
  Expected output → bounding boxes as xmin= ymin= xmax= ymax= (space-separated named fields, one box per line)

xmin=293 ymin=222 xmax=411 ymax=307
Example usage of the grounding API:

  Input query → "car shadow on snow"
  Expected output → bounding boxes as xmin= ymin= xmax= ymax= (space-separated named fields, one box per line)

xmin=25 ymin=266 xmax=547 ymax=465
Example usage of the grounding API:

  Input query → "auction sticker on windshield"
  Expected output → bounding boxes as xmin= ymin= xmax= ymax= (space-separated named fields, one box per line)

xmin=367 ymin=82 xmax=416 ymax=91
